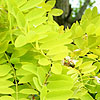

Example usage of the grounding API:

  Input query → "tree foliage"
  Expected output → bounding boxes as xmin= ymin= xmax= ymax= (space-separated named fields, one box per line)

xmin=0 ymin=0 xmax=100 ymax=100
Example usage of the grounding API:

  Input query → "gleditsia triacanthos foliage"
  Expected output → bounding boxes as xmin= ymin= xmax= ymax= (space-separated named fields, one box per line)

xmin=0 ymin=0 xmax=100 ymax=100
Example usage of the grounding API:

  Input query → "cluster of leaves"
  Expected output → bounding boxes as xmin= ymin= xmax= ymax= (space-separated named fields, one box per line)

xmin=0 ymin=0 xmax=100 ymax=100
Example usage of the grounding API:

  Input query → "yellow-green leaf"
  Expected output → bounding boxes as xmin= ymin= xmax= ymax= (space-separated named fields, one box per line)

xmin=38 ymin=58 xmax=51 ymax=66
xmin=0 ymin=88 xmax=15 ymax=94
xmin=0 ymin=64 xmax=11 ymax=76
xmin=20 ymin=0 xmax=44 ymax=11
xmin=15 ymin=35 xmax=27 ymax=47
xmin=19 ymin=89 xmax=38 ymax=94
xmin=50 ymin=8 xmax=63 ymax=16
xmin=26 ymin=8 xmax=46 ymax=21
xmin=0 ymin=96 xmax=15 ymax=100
xmin=51 ymin=63 xmax=62 ymax=74
xmin=16 ymin=11 xmax=26 ymax=29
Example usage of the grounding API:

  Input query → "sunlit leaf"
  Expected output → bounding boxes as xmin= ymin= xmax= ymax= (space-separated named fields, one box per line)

xmin=50 ymin=8 xmax=63 ymax=16
xmin=0 ymin=64 xmax=11 ymax=76
xmin=51 ymin=63 xmax=62 ymax=74
xmin=20 ymin=0 xmax=44 ymax=11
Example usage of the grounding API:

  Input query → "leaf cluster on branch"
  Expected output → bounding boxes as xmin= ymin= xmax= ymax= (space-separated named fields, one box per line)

xmin=0 ymin=0 xmax=100 ymax=100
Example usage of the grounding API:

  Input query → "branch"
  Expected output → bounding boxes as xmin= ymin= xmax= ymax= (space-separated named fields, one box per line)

xmin=74 ymin=0 xmax=90 ymax=21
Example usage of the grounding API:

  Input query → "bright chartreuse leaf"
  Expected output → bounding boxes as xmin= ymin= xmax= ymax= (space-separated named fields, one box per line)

xmin=25 ymin=8 xmax=46 ymax=21
xmin=40 ymin=86 xmax=47 ymax=100
xmin=26 ymin=33 xmax=38 ymax=43
xmin=46 ymin=90 xmax=73 ymax=100
xmin=37 ymin=67 xmax=46 ymax=85
xmin=19 ymin=89 xmax=38 ymax=94
xmin=47 ymin=80 xmax=73 ymax=91
xmin=87 ymin=54 xmax=98 ymax=59
xmin=0 ymin=64 xmax=11 ymax=76
xmin=15 ymin=0 xmax=27 ymax=7
xmin=80 ymin=93 xmax=94 ymax=100
xmin=46 ymin=0 xmax=56 ymax=9
xmin=0 ymin=96 xmax=15 ymax=100
xmin=10 ymin=58 xmax=20 ymax=64
xmin=50 ymin=8 xmax=63 ymax=16
xmin=19 ymin=74 xmax=35 ymax=84
xmin=48 ymin=74 xmax=73 ymax=82
xmin=15 ymin=35 xmax=27 ymax=47
xmin=92 ymin=7 xmax=98 ymax=18
xmin=0 ymin=41 xmax=8 ymax=54
xmin=51 ymin=63 xmax=62 ymax=74
xmin=22 ymin=63 xmax=37 ymax=75
xmin=81 ymin=65 xmax=97 ymax=74
xmin=20 ymin=0 xmax=44 ymax=11
xmin=51 ymin=52 xmax=68 ymax=61
xmin=29 ymin=17 xmax=48 ymax=27
xmin=6 ymin=0 xmax=18 ymax=17
xmin=16 ymin=11 xmax=26 ymax=29
xmin=33 ymin=77 xmax=42 ymax=91
xmin=47 ymin=46 xmax=68 ymax=55
xmin=0 ymin=88 xmax=15 ymax=94
xmin=0 ymin=80 xmax=14 ymax=88
xmin=40 ymin=38 xmax=72 ymax=50
xmin=95 ymin=26 xmax=100 ymax=36
xmin=79 ymin=61 xmax=97 ymax=74
xmin=19 ymin=99 xmax=29 ymax=100
xmin=85 ymin=24 xmax=96 ymax=35
xmin=38 ymin=58 xmax=51 ymax=66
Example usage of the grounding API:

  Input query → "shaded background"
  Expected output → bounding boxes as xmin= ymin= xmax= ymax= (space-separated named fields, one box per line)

xmin=52 ymin=0 xmax=99 ymax=28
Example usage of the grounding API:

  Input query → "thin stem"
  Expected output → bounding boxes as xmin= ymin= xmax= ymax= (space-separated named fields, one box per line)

xmin=5 ymin=53 xmax=18 ymax=100
xmin=8 ymin=11 xmax=14 ymax=44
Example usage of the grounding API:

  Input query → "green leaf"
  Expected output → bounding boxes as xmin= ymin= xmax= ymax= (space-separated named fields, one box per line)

xmin=0 ymin=41 xmax=8 ymax=54
xmin=16 ymin=68 xmax=31 ymax=76
xmin=50 ymin=8 xmax=63 ymax=16
xmin=47 ymin=46 xmax=68 ymax=55
xmin=15 ymin=35 xmax=27 ymax=47
xmin=95 ymin=26 xmax=100 ymax=36
xmin=19 ymin=74 xmax=35 ymax=83
xmin=92 ymin=6 xmax=98 ymax=18
xmin=46 ymin=0 xmax=56 ymax=9
xmin=22 ymin=63 xmax=37 ymax=75
xmin=79 ymin=61 xmax=93 ymax=69
xmin=38 ymin=58 xmax=51 ymax=66
xmin=80 ymin=93 xmax=94 ymax=100
xmin=51 ymin=52 xmax=68 ymax=61
xmin=46 ymin=90 xmax=73 ymax=100
xmin=26 ymin=8 xmax=46 ymax=21
xmin=82 ymin=65 xmax=97 ymax=74
xmin=51 ymin=63 xmax=62 ymax=74
xmin=0 ymin=96 xmax=15 ymax=100
xmin=20 ymin=0 xmax=44 ymax=11
xmin=16 ymin=11 xmax=26 ymax=29
xmin=19 ymin=89 xmax=38 ymax=94
xmin=15 ymin=0 xmax=27 ymax=7
xmin=37 ymin=67 xmax=46 ymax=85
xmin=0 ymin=80 xmax=14 ymax=88
xmin=0 ymin=64 xmax=11 ymax=76
xmin=86 ymin=24 xmax=95 ymax=35
xmin=19 ymin=98 xmax=29 ymax=100
xmin=40 ymin=38 xmax=72 ymax=50
xmin=48 ymin=74 xmax=73 ymax=82
xmin=0 ymin=88 xmax=15 ymax=94
xmin=6 ymin=0 xmax=18 ymax=17
xmin=79 ymin=61 xmax=97 ymax=74
xmin=47 ymin=80 xmax=73 ymax=91
xmin=33 ymin=77 xmax=42 ymax=91
xmin=10 ymin=58 xmax=20 ymax=64
xmin=40 ymin=86 xmax=47 ymax=100
xmin=29 ymin=17 xmax=48 ymax=27
xmin=26 ymin=33 xmax=38 ymax=43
